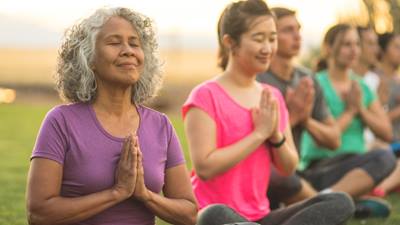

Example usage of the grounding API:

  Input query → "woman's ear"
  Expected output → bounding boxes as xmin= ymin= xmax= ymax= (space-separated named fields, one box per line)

xmin=321 ymin=44 xmax=331 ymax=59
xmin=222 ymin=34 xmax=234 ymax=51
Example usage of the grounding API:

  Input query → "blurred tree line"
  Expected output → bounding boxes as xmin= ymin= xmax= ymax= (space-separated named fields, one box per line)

xmin=339 ymin=0 xmax=400 ymax=34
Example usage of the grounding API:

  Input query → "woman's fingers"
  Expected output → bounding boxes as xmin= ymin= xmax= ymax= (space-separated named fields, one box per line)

xmin=121 ymin=135 xmax=132 ymax=164
xmin=260 ymin=88 xmax=267 ymax=109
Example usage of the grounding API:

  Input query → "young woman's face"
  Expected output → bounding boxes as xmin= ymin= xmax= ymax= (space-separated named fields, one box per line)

xmin=333 ymin=28 xmax=360 ymax=69
xmin=92 ymin=16 xmax=145 ymax=86
xmin=232 ymin=15 xmax=277 ymax=74
xmin=383 ymin=35 xmax=400 ymax=67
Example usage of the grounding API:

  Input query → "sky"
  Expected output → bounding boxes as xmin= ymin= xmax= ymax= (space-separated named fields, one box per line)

xmin=0 ymin=0 xmax=363 ymax=49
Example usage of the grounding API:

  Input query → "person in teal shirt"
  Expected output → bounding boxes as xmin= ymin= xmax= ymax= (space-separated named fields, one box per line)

xmin=300 ymin=72 xmax=375 ymax=170
xmin=299 ymin=24 xmax=396 ymax=218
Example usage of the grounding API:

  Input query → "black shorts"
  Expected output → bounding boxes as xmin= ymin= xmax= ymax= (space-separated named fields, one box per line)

xmin=267 ymin=166 xmax=302 ymax=209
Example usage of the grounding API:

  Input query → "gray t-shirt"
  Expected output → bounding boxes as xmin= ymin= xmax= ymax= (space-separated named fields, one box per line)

xmin=388 ymin=78 xmax=400 ymax=141
xmin=257 ymin=67 xmax=331 ymax=150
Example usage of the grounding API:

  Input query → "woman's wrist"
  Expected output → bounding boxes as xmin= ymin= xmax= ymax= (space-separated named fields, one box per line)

xmin=138 ymin=190 xmax=154 ymax=204
xmin=269 ymin=135 xmax=286 ymax=147
xmin=253 ymin=130 xmax=268 ymax=141
xmin=111 ymin=187 xmax=130 ymax=202
xmin=269 ymin=132 xmax=283 ymax=143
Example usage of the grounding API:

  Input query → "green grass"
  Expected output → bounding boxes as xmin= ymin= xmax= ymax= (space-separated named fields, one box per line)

xmin=0 ymin=104 xmax=53 ymax=225
xmin=1 ymin=103 xmax=400 ymax=225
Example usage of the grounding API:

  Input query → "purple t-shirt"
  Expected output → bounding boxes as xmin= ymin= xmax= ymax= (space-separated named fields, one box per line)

xmin=31 ymin=103 xmax=185 ymax=225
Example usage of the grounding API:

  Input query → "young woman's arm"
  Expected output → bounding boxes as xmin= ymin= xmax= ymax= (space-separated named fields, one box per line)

xmin=184 ymin=108 xmax=268 ymax=180
xmin=269 ymin=125 xmax=299 ymax=176
xmin=26 ymin=137 xmax=137 ymax=225
xmin=303 ymin=116 xmax=341 ymax=150
xmin=360 ymin=100 xmax=393 ymax=142
xmin=388 ymin=105 xmax=400 ymax=122
xmin=336 ymin=110 xmax=357 ymax=132
xmin=184 ymin=88 xmax=277 ymax=181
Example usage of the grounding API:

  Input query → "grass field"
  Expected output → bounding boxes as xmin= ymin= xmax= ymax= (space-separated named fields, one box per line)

xmin=1 ymin=103 xmax=400 ymax=225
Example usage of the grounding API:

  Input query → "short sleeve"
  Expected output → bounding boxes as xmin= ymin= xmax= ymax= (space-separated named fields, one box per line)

xmin=312 ymin=77 xmax=331 ymax=121
xmin=163 ymin=115 xmax=185 ymax=169
xmin=31 ymin=107 xmax=69 ymax=165
xmin=268 ymin=86 xmax=289 ymax=132
xmin=182 ymin=84 xmax=216 ymax=121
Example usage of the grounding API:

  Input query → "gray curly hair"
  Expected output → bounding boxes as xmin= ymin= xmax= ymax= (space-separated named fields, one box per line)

xmin=56 ymin=7 xmax=163 ymax=104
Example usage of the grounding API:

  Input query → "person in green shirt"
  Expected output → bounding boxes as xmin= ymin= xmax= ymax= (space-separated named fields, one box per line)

xmin=300 ymin=23 xmax=396 ymax=218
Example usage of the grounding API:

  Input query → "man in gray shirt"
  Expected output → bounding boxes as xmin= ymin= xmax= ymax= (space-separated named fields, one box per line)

xmin=257 ymin=7 xmax=341 ymax=209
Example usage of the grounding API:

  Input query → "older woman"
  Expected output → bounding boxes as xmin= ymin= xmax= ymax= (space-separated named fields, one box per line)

xmin=26 ymin=7 xmax=197 ymax=225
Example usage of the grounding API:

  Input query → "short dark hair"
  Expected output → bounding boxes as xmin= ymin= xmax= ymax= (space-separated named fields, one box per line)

xmin=271 ymin=7 xmax=296 ymax=20
xmin=356 ymin=26 xmax=373 ymax=41
xmin=378 ymin=32 xmax=397 ymax=53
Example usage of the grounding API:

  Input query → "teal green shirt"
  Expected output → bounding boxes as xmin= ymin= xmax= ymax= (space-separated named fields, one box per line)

xmin=299 ymin=70 xmax=376 ymax=170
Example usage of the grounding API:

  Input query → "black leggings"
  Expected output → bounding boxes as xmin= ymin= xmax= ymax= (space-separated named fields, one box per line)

xmin=197 ymin=192 xmax=354 ymax=225
xmin=301 ymin=150 xmax=396 ymax=191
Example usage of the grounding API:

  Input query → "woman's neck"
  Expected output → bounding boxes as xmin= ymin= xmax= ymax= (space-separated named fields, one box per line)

xmin=221 ymin=62 xmax=257 ymax=88
xmin=93 ymin=81 xmax=135 ymax=117
xmin=327 ymin=61 xmax=351 ymax=83
xmin=269 ymin=55 xmax=294 ymax=81
xmin=352 ymin=59 xmax=370 ymax=76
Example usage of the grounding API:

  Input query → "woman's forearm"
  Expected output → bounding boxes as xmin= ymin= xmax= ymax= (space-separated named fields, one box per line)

xmin=194 ymin=131 xmax=266 ymax=180
xmin=270 ymin=130 xmax=298 ymax=176
xmin=27 ymin=188 xmax=125 ymax=225
xmin=141 ymin=191 xmax=197 ymax=225
xmin=304 ymin=118 xmax=341 ymax=150
xmin=360 ymin=107 xmax=392 ymax=142
xmin=388 ymin=106 xmax=400 ymax=122
xmin=337 ymin=110 xmax=356 ymax=132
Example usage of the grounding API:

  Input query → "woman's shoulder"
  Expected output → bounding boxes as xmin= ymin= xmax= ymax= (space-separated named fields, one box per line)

xmin=184 ymin=79 xmax=223 ymax=104
xmin=138 ymin=105 xmax=170 ymax=125
xmin=46 ymin=102 xmax=87 ymax=120
xmin=138 ymin=105 xmax=176 ymax=135
xmin=314 ymin=70 xmax=328 ymax=79
xmin=190 ymin=79 xmax=219 ymax=94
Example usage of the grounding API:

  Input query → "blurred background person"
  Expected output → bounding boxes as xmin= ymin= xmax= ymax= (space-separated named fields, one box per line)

xmin=257 ymin=7 xmax=341 ymax=209
xmin=352 ymin=26 xmax=381 ymax=92
xmin=300 ymin=23 xmax=396 ymax=219
xmin=26 ymin=7 xmax=197 ymax=225
xmin=373 ymin=32 xmax=400 ymax=196
xmin=352 ymin=26 xmax=389 ymax=155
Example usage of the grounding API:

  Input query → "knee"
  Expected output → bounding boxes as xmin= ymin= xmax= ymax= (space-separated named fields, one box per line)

xmin=198 ymin=204 xmax=227 ymax=218
xmin=331 ymin=192 xmax=355 ymax=213
xmin=197 ymin=204 xmax=232 ymax=225
xmin=318 ymin=192 xmax=355 ymax=217
xmin=375 ymin=151 xmax=396 ymax=178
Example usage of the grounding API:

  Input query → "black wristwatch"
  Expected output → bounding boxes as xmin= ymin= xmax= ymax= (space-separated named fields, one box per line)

xmin=268 ymin=135 xmax=286 ymax=148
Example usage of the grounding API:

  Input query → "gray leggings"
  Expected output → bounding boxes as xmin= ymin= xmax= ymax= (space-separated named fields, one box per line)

xmin=301 ymin=150 xmax=396 ymax=191
xmin=197 ymin=192 xmax=354 ymax=225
